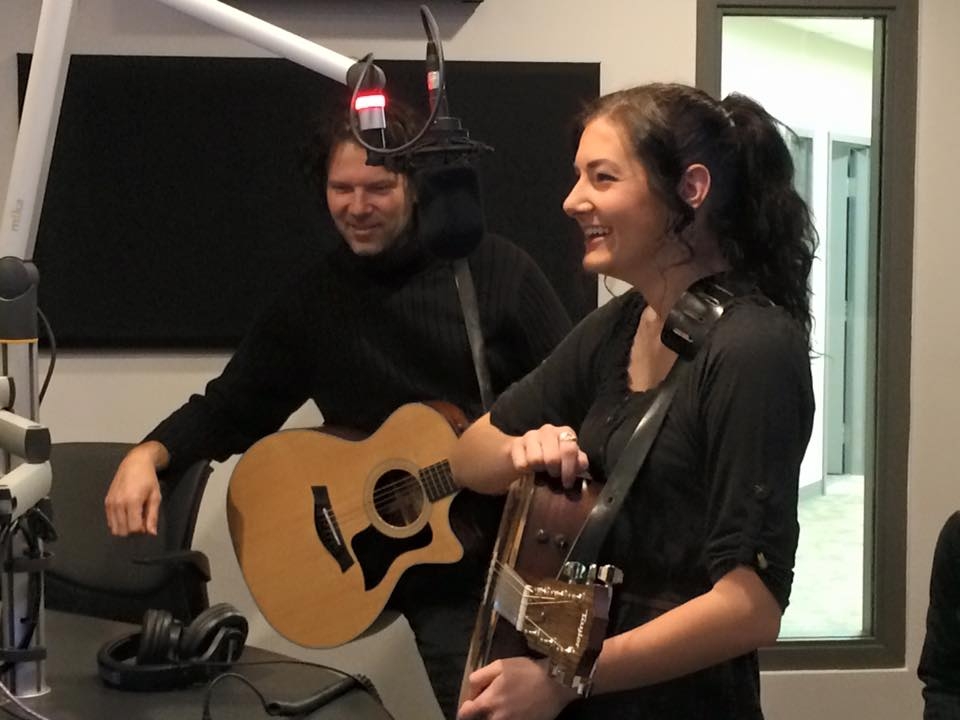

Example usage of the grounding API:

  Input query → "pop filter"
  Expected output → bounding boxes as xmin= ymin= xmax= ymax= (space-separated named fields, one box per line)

xmin=415 ymin=164 xmax=485 ymax=260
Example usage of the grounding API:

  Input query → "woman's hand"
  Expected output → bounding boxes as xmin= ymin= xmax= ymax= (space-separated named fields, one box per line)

xmin=450 ymin=415 xmax=588 ymax=495
xmin=510 ymin=424 xmax=589 ymax=488
xmin=457 ymin=657 xmax=578 ymax=720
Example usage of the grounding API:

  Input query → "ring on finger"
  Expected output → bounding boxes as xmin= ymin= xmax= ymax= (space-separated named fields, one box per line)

xmin=558 ymin=430 xmax=577 ymax=443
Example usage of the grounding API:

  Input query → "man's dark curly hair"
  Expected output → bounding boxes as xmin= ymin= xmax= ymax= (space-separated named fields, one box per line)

xmin=303 ymin=95 xmax=423 ymax=200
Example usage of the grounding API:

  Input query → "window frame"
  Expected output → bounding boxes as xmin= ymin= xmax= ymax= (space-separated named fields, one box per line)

xmin=696 ymin=0 xmax=917 ymax=670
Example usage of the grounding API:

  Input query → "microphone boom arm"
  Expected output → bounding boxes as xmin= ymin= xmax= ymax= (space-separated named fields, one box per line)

xmin=2 ymin=0 xmax=370 ymax=263
xmin=0 ymin=0 xmax=383 ymax=699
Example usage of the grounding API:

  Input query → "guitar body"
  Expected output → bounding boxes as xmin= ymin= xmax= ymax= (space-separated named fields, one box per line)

xmin=463 ymin=474 xmax=614 ymax=698
xmin=227 ymin=402 xmax=466 ymax=648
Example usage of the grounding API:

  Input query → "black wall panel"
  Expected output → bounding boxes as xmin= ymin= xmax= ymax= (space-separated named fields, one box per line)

xmin=19 ymin=55 xmax=598 ymax=348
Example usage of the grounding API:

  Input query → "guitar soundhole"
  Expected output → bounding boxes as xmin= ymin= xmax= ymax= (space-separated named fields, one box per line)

xmin=373 ymin=469 xmax=424 ymax=528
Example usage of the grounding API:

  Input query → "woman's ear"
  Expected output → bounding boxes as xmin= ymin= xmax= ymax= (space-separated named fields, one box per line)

xmin=678 ymin=163 xmax=711 ymax=209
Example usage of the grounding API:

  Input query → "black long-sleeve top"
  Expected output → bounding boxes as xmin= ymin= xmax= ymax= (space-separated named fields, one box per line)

xmin=490 ymin=285 xmax=814 ymax=720
xmin=146 ymin=231 xmax=572 ymax=589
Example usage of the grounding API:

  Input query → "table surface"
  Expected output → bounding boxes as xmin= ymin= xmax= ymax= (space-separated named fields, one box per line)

xmin=7 ymin=610 xmax=394 ymax=719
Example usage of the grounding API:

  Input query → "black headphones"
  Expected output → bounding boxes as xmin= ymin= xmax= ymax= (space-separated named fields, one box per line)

xmin=97 ymin=602 xmax=248 ymax=691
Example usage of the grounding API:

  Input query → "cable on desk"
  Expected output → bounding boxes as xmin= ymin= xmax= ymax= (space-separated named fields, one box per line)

xmin=197 ymin=658 xmax=396 ymax=720
xmin=200 ymin=672 xmax=266 ymax=720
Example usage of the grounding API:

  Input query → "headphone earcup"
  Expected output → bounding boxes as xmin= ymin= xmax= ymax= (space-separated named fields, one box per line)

xmin=97 ymin=632 xmax=208 ymax=692
xmin=97 ymin=604 xmax=248 ymax=692
xmin=136 ymin=608 xmax=180 ymax=665
xmin=179 ymin=602 xmax=248 ymax=662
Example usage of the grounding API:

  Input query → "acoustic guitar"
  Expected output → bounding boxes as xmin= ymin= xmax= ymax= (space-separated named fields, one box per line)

xmin=226 ymin=402 xmax=469 ymax=648
xmin=461 ymin=473 xmax=621 ymax=699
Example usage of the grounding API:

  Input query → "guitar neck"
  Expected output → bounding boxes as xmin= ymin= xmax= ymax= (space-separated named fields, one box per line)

xmin=421 ymin=460 xmax=458 ymax=502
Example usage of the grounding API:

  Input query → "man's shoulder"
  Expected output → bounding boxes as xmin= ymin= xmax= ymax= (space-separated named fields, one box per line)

xmin=467 ymin=234 xmax=550 ymax=288
xmin=471 ymin=232 xmax=532 ymax=262
xmin=255 ymin=248 xmax=348 ymax=315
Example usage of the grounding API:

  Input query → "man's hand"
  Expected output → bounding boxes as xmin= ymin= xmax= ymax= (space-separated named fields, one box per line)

xmin=104 ymin=441 xmax=169 ymax=536
xmin=457 ymin=657 xmax=578 ymax=720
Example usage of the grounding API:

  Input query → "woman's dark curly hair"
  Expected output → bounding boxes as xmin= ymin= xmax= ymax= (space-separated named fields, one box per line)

xmin=576 ymin=83 xmax=817 ymax=340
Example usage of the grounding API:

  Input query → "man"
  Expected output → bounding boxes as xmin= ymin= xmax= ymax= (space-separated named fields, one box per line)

xmin=103 ymin=99 xmax=573 ymax=719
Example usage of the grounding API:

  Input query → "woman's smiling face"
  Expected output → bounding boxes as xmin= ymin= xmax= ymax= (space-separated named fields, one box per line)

xmin=562 ymin=115 xmax=671 ymax=285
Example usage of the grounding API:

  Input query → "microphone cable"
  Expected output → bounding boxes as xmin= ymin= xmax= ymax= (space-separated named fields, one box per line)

xmin=36 ymin=308 xmax=56 ymax=407
xmin=349 ymin=5 xmax=462 ymax=163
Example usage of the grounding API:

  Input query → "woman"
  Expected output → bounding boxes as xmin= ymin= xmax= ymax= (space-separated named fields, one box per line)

xmin=451 ymin=83 xmax=816 ymax=720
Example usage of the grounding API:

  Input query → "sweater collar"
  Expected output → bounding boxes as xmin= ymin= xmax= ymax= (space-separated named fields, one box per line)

xmin=334 ymin=226 xmax=433 ymax=281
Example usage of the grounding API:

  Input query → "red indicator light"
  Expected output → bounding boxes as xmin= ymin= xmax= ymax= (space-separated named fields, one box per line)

xmin=354 ymin=92 xmax=387 ymax=111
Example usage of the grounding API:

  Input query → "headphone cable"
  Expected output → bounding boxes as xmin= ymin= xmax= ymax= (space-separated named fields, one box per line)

xmin=200 ymin=672 xmax=266 ymax=720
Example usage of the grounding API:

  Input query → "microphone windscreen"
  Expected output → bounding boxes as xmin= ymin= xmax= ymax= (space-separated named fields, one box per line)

xmin=415 ymin=165 xmax=485 ymax=260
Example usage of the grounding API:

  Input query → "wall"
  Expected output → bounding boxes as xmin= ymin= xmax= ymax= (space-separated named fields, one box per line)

xmin=1 ymin=1 xmax=956 ymax=719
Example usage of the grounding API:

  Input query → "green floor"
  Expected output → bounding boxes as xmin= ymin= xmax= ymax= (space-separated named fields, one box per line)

xmin=780 ymin=475 xmax=866 ymax=639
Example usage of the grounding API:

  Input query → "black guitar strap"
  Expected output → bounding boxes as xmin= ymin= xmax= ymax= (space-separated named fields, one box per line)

xmin=454 ymin=258 xmax=495 ymax=411
xmin=564 ymin=279 xmax=745 ymax=568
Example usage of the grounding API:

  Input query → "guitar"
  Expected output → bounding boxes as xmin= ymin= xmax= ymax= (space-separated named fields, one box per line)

xmin=462 ymin=473 xmax=621 ymax=699
xmin=226 ymin=402 xmax=469 ymax=648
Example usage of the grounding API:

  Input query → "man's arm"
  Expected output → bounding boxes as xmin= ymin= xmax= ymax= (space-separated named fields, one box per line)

xmin=102 ymin=262 xmax=324 ymax=537
xmin=104 ymin=440 xmax=170 ymax=536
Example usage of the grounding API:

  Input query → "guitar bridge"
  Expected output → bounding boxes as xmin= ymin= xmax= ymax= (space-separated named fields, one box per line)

xmin=312 ymin=486 xmax=354 ymax=573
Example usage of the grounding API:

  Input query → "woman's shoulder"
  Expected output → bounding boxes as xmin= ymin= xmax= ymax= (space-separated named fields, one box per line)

xmin=696 ymin=300 xmax=811 ymax=391
xmin=710 ymin=299 xmax=808 ymax=354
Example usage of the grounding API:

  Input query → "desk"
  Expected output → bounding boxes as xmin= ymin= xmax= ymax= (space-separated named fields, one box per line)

xmin=17 ymin=611 xmax=394 ymax=719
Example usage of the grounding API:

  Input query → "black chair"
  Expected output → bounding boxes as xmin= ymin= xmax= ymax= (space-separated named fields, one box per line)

xmin=44 ymin=442 xmax=213 ymax=624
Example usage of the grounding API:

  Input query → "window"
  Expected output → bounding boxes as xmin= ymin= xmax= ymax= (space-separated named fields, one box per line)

xmin=697 ymin=0 xmax=917 ymax=668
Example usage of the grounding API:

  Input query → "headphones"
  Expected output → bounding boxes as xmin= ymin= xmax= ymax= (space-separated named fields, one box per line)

xmin=97 ymin=602 xmax=249 ymax=691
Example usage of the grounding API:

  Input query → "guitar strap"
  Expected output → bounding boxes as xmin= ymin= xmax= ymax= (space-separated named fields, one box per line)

xmin=564 ymin=279 xmax=748 ymax=568
xmin=453 ymin=258 xmax=495 ymax=411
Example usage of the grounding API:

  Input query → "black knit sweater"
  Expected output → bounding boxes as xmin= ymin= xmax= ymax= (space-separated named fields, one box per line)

xmin=148 ymin=230 xmax=570 ymax=462
xmin=146 ymin=231 xmax=572 ymax=572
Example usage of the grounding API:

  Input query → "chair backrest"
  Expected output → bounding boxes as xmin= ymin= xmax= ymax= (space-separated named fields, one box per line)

xmin=44 ymin=442 xmax=212 ymax=623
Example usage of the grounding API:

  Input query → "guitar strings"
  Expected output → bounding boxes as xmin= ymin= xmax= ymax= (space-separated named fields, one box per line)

xmin=483 ymin=561 xmax=582 ymax=649
xmin=486 ymin=560 xmax=586 ymax=607
xmin=311 ymin=466 xmax=455 ymax=530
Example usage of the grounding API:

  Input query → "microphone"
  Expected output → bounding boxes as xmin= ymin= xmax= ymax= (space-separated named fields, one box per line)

xmin=416 ymin=163 xmax=485 ymax=260
xmin=265 ymin=673 xmax=380 ymax=716
xmin=409 ymin=37 xmax=491 ymax=259
xmin=425 ymin=38 xmax=445 ymax=117
xmin=357 ymin=5 xmax=492 ymax=259
xmin=346 ymin=59 xmax=388 ymax=149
